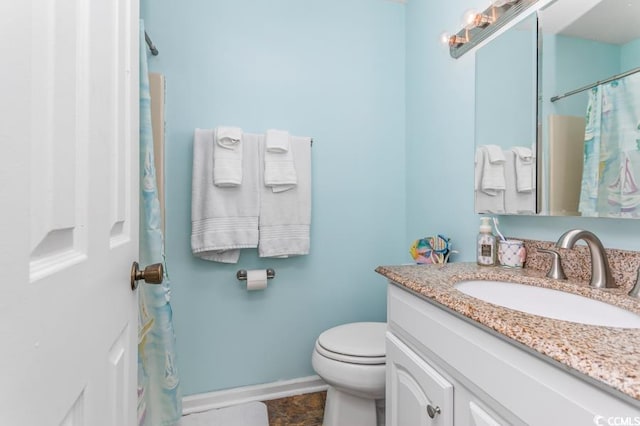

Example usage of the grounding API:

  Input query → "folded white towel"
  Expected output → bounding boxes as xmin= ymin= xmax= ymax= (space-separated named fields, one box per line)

xmin=213 ymin=126 xmax=243 ymax=187
xmin=504 ymin=151 xmax=535 ymax=214
xmin=480 ymin=145 xmax=506 ymax=194
xmin=265 ymin=129 xmax=290 ymax=153
xmin=192 ymin=129 xmax=259 ymax=263
xmin=475 ymin=148 xmax=505 ymax=213
xmin=264 ymin=129 xmax=297 ymax=193
xmin=259 ymin=135 xmax=311 ymax=258
xmin=511 ymin=146 xmax=534 ymax=192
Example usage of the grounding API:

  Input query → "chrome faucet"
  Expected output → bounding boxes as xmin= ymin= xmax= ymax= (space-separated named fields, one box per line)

xmin=555 ymin=229 xmax=616 ymax=289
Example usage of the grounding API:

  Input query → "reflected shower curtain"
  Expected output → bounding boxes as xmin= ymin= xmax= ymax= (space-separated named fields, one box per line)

xmin=578 ymin=72 xmax=640 ymax=218
xmin=138 ymin=21 xmax=182 ymax=426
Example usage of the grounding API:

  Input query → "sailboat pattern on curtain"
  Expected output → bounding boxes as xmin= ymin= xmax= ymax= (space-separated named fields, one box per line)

xmin=138 ymin=20 xmax=182 ymax=426
xmin=579 ymin=71 xmax=640 ymax=218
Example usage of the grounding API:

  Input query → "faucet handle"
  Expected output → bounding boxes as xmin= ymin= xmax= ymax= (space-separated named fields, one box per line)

xmin=538 ymin=249 xmax=567 ymax=280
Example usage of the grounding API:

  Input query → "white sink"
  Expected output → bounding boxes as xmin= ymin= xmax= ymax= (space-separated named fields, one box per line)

xmin=454 ymin=280 xmax=640 ymax=328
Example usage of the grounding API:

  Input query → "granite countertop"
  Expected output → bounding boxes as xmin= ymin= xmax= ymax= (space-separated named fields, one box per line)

xmin=375 ymin=262 xmax=640 ymax=405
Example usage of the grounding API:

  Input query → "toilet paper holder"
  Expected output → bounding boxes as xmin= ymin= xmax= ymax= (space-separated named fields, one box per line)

xmin=236 ymin=269 xmax=276 ymax=281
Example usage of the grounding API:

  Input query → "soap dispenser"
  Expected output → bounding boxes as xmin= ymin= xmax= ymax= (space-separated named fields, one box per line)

xmin=477 ymin=217 xmax=496 ymax=266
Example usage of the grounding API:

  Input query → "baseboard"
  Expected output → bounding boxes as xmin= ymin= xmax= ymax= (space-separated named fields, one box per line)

xmin=182 ymin=375 xmax=328 ymax=415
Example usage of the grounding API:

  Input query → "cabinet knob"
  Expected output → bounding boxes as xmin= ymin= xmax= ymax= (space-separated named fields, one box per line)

xmin=427 ymin=404 xmax=441 ymax=419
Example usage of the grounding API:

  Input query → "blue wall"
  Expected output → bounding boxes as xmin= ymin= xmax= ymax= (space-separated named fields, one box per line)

xmin=475 ymin=17 xmax=536 ymax=150
xmin=141 ymin=0 xmax=406 ymax=395
xmin=621 ymin=38 xmax=640 ymax=71
xmin=544 ymin=34 xmax=640 ymax=120
xmin=405 ymin=0 xmax=479 ymax=258
xmin=551 ymin=35 xmax=620 ymax=116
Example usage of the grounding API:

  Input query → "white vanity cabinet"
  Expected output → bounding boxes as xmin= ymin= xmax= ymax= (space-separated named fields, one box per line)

xmin=386 ymin=328 xmax=509 ymax=426
xmin=386 ymin=283 xmax=640 ymax=426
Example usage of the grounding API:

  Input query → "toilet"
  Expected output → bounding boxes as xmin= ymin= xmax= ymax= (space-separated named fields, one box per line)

xmin=312 ymin=322 xmax=386 ymax=426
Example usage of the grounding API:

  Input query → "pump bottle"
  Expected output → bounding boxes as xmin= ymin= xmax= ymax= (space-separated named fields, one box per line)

xmin=477 ymin=217 xmax=496 ymax=266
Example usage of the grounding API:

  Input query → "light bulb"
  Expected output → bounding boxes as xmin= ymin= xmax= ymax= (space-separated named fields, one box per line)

xmin=462 ymin=9 xmax=478 ymax=29
xmin=439 ymin=31 xmax=452 ymax=45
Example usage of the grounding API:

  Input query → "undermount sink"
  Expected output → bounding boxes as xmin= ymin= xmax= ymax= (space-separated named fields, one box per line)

xmin=454 ymin=280 xmax=640 ymax=328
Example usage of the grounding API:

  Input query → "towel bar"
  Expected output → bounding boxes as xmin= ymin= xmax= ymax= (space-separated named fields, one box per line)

xmin=236 ymin=269 xmax=276 ymax=281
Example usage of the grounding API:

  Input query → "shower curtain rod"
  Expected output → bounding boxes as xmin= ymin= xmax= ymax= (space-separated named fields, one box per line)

xmin=145 ymin=31 xmax=159 ymax=56
xmin=550 ymin=66 xmax=640 ymax=102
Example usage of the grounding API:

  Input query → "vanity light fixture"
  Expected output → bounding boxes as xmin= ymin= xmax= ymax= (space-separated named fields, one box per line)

xmin=440 ymin=30 xmax=469 ymax=48
xmin=492 ymin=0 xmax=520 ymax=6
xmin=473 ymin=12 xmax=495 ymax=29
xmin=462 ymin=8 xmax=480 ymax=29
xmin=444 ymin=0 xmax=538 ymax=59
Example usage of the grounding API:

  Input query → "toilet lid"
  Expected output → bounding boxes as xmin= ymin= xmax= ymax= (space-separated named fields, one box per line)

xmin=316 ymin=322 xmax=386 ymax=364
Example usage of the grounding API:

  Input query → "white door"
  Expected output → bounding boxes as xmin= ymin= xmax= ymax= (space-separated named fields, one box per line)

xmin=0 ymin=1 xmax=140 ymax=425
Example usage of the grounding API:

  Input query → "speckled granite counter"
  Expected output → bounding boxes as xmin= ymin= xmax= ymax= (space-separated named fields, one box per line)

xmin=375 ymin=261 xmax=640 ymax=405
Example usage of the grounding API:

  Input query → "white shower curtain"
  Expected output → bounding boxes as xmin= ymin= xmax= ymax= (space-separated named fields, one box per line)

xmin=138 ymin=20 xmax=182 ymax=426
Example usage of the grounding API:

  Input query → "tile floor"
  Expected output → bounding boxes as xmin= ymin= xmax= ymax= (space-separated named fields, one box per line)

xmin=264 ymin=391 xmax=326 ymax=426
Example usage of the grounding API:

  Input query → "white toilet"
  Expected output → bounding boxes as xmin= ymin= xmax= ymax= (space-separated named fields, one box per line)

xmin=312 ymin=322 xmax=386 ymax=426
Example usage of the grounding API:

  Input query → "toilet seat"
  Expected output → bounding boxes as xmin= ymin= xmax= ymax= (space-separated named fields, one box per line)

xmin=315 ymin=322 xmax=386 ymax=365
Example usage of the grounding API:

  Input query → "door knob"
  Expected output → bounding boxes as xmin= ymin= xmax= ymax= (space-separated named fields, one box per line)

xmin=130 ymin=261 xmax=163 ymax=290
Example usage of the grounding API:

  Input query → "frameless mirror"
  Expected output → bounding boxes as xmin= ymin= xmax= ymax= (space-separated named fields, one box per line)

xmin=539 ymin=0 xmax=640 ymax=218
xmin=474 ymin=13 xmax=538 ymax=215
xmin=474 ymin=0 xmax=640 ymax=219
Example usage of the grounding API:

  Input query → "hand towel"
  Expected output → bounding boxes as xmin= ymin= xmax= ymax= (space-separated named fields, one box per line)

xmin=475 ymin=148 xmax=505 ymax=213
xmin=265 ymin=129 xmax=290 ymax=153
xmin=213 ymin=126 xmax=243 ymax=187
xmin=264 ymin=129 xmax=297 ymax=193
xmin=504 ymin=150 xmax=535 ymax=214
xmin=192 ymin=129 xmax=259 ymax=263
xmin=480 ymin=145 xmax=506 ymax=194
xmin=511 ymin=146 xmax=534 ymax=192
xmin=259 ymin=135 xmax=311 ymax=258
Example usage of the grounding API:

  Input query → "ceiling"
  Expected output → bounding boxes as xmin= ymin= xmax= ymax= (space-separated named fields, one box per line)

xmin=542 ymin=0 xmax=640 ymax=45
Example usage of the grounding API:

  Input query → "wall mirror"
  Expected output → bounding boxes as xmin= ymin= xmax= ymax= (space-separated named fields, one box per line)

xmin=474 ymin=13 xmax=538 ymax=215
xmin=475 ymin=0 xmax=640 ymax=219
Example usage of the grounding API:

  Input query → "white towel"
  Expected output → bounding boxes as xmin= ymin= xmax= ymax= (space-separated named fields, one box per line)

xmin=475 ymin=148 xmax=505 ymax=213
xmin=480 ymin=145 xmax=506 ymax=194
xmin=192 ymin=129 xmax=259 ymax=263
xmin=264 ymin=129 xmax=297 ymax=193
xmin=265 ymin=129 xmax=290 ymax=153
xmin=511 ymin=146 xmax=534 ymax=192
xmin=213 ymin=126 xmax=243 ymax=187
xmin=504 ymin=151 xmax=535 ymax=214
xmin=259 ymin=135 xmax=311 ymax=258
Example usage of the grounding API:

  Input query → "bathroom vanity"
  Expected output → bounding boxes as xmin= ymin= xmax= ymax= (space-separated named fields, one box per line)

xmin=377 ymin=258 xmax=640 ymax=425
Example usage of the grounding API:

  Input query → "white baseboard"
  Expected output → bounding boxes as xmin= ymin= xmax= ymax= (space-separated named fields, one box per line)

xmin=182 ymin=375 xmax=328 ymax=415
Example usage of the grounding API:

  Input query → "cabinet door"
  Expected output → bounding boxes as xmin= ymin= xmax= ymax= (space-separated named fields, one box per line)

xmin=386 ymin=333 xmax=453 ymax=426
xmin=468 ymin=401 xmax=507 ymax=426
